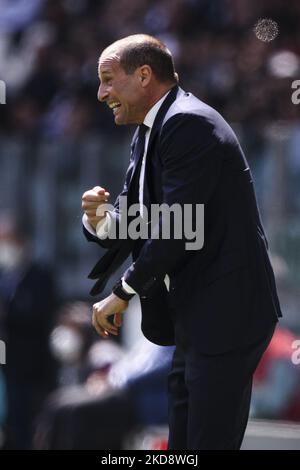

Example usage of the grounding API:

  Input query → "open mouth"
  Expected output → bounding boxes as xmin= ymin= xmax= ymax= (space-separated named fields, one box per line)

xmin=108 ymin=102 xmax=121 ymax=114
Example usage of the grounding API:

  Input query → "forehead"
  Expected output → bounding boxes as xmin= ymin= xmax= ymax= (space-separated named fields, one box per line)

xmin=98 ymin=48 xmax=123 ymax=76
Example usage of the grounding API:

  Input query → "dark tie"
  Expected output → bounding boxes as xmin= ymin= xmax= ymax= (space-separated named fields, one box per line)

xmin=131 ymin=123 xmax=149 ymax=180
xmin=128 ymin=124 xmax=149 ymax=209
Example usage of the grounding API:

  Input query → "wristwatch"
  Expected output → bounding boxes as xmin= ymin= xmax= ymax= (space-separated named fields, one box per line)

xmin=112 ymin=279 xmax=135 ymax=301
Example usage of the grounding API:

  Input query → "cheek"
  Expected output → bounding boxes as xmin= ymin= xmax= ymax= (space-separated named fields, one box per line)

xmin=118 ymin=80 xmax=140 ymax=104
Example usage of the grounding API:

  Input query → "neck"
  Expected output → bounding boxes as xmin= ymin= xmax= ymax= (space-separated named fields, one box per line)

xmin=136 ymin=82 xmax=176 ymax=124
xmin=146 ymin=83 xmax=175 ymax=110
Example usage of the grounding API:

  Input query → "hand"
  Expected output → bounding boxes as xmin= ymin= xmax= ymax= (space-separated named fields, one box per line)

xmin=92 ymin=293 xmax=128 ymax=338
xmin=82 ymin=186 xmax=110 ymax=231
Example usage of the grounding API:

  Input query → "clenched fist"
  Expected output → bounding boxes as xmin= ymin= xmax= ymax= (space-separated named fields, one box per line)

xmin=82 ymin=186 xmax=110 ymax=231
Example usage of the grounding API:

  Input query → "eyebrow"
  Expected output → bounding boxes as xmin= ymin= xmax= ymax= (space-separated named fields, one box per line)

xmin=98 ymin=71 xmax=112 ymax=82
xmin=99 ymin=71 xmax=112 ymax=80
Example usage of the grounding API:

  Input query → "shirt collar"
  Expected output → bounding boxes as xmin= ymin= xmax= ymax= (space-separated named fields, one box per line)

xmin=143 ymin=90 xmax=171 ymax=129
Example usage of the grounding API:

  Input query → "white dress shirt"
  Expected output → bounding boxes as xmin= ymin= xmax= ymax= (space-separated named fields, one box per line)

xmin=83 ymin=91 xmax=171 ymax=294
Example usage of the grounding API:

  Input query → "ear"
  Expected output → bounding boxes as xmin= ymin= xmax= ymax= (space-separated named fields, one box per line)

xmin=138 ymin=65 xmax=152 ymax=87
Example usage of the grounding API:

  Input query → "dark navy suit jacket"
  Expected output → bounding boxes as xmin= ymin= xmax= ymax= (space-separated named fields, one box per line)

xmin=84 ymin=85 xmax=281 ymax=355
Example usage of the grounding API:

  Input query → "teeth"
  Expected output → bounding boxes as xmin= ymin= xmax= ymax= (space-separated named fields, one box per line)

xmin=108 ymin=102 xmax=121 ymax=109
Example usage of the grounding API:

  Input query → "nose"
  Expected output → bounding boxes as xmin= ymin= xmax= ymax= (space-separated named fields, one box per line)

xmin=97 ymin=83 xmax=109 ymax=102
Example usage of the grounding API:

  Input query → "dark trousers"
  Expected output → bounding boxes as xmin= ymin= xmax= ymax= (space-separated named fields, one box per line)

xmin=167 ymin=326 xmax=275 ymax=450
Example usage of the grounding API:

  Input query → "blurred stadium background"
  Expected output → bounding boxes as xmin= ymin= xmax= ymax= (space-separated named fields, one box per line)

xmin=0 ymin=0 xmax=300 ymax=450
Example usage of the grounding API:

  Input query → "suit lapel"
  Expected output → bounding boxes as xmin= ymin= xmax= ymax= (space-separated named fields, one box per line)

xmin=147 ymin=84 xmax=179 ymax=156
xmin=128 ymin=85 xmax=179 ymax=188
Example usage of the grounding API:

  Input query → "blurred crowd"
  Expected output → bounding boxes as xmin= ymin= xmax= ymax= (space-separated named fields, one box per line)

xmin=1 ymin=0 xmax=300 ymax=139
xmin=1 ymin=0 xmax=300 ymax=450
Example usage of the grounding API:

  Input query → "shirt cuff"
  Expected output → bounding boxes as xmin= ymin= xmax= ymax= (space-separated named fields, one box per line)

xmin=121 ymin=278 xmax=137 ymax=295
xmin=82 ymin=213 xmax=111 ymax=239
xmin=82 ymin=213 xmax=96 ymax=235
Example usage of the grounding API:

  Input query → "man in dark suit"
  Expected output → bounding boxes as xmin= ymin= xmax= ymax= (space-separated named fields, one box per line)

xmin=82 ymin=34 xmax=282 ymax=449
